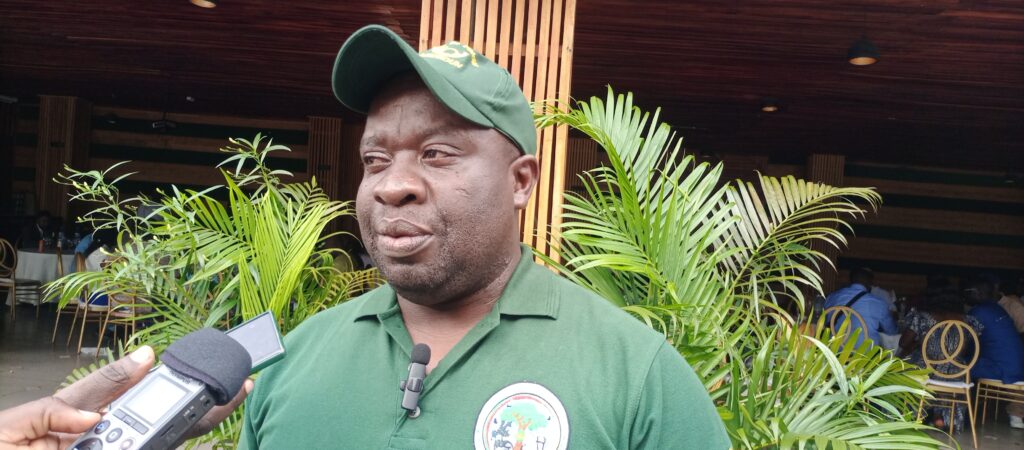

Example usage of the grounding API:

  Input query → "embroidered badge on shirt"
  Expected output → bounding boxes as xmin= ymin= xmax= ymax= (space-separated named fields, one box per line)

xmin=473 ymin=382 xmax=569 ymax=450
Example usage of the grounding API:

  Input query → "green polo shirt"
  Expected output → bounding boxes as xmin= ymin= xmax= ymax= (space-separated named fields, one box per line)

xmin=239 ymin=246 xmax=728 ymax=449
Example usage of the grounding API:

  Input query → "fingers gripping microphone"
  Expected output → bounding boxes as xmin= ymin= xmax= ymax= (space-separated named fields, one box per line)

xmin=69 ymin=328 xmax=252 ymax=450
xmin=399 ymin=344 xmax=431 ymax=417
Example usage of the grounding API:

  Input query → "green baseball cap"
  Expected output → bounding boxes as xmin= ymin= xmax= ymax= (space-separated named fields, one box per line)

xmin=332 ymin=25 xmax=537 ymax=155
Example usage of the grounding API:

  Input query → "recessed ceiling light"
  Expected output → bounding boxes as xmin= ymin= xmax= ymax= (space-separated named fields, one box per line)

xmin=191 ymin=0 xmax=217 ymax=8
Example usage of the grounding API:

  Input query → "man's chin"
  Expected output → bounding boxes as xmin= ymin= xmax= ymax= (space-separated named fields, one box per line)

xmin=378 ymin=264 xmax=445 ymax=296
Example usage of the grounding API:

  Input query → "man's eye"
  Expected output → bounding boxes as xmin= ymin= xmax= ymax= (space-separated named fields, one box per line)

xmin=362 ymin=154 xmax=388 ymax=167
xmin=423 ymin=149 xmax=444 ymax=159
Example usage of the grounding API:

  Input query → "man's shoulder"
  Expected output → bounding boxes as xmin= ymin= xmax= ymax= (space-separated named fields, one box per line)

xmin=283 ymin=285 xmax=391 ymax=342
xmin=524 ymin=262 xmax=669 ymax=348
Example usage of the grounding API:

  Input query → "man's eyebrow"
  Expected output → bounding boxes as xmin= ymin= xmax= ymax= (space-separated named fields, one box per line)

xmin=360 ymin=135 xmax=382 ymax=148
xmin=426 ymin=124 xmax=472 ymax=139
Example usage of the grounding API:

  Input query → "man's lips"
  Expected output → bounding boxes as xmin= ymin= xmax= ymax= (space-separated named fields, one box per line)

xmin=375 ymin=219 xmax=434 ymax=258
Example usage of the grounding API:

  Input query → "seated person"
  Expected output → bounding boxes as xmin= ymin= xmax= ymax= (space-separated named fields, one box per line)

xmin=17 ymin=211 xmax=52 ymax=249
xmin=82 ymin=229 xmax=117 ymax=272
xmin=996 ymin=275 xmax=1024 ymax=335
xmin=73 ymin=225 xmax=94 ymax=255
xmin=967 ymin=274 xmax=1024 ymax=429
xmin=898 ymin=287 xmax=979 ymax=432
xmin=824 ymin=268 xmax=897 ymax=347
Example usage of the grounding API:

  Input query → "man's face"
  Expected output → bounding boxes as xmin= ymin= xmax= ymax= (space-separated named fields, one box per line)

xmin=356 ymin=76 xmax=532 ymax=305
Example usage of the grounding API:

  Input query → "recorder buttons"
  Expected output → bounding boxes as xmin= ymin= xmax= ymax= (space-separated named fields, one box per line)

xmin=105 ymin=428 xmax=123 ymax=443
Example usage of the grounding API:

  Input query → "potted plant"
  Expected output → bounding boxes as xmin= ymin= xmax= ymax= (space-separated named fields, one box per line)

xmin=537 ymin=89 xmax=944 ymax=449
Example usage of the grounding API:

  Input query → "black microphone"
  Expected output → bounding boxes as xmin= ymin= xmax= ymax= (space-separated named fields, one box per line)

xmin=399 ymin=343 xmax=431 ymax=417
xmin=68 ymin=328 xmax=253 ymax=450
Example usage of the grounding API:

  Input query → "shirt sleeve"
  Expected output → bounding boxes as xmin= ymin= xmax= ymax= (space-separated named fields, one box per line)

xmin=237 ymin=384 xmax=263 ymax=450
xmin=629 ymin=342 xmax=730 ymax=449
xmin=876 ymin=301 xmax=898 ymax=334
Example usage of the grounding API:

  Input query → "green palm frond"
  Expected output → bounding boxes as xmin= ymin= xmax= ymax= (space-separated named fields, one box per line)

xmin=537 ymin=87 xmax=942 ymax=449
xmin=47 ymin=135 xmax=367 ymax=447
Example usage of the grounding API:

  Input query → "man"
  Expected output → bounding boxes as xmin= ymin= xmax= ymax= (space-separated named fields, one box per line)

xmin=966 ymin=275 xmax=1024 ymax=429
xmin=239 ymin=25 xmax=728 ymax=449
xmin=17 ymin=211 xmax=52 ymax=249
xmin=824 ymin=268 xmax=898 ymax=348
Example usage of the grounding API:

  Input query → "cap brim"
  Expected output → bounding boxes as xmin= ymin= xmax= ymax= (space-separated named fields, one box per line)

xmin=332 ymin=25 xmax=492 ymax=128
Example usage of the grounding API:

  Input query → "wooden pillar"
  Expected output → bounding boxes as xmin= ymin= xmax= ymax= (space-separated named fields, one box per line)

xmin=35 ymin=96 xmax=90 ymax=220
xmin=419 ymin=0 xmax=578 ymax=260
xmin=308 ymin=116 xmax=362 ymax=247
xmin=308 ymin=117 xmax=345 ymax=203
xmin=806 ymin=153 xmax=846 ymax=295
xmin=0 ymin=101 xmax=17 ymax=212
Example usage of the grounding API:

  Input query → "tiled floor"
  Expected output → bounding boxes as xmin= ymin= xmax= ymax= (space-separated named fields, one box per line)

xmin=2 ymin=304 xmax=1023 ymax=449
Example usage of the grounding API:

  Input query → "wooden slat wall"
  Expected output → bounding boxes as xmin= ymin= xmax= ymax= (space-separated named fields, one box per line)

xmin=308 ymin=117 xmax=345 ymax=203
xmin=35 ymin=96 xmax=90 ymax=219
xmin=89 ymin=106 xmax=309 ymax=192
xmin=840 ymin=161 xmax=1024 ymax=296
xmin=563 ymin=137 xmax=603 ymax=192
xmin=11 ymin=105 xmax=38 ymax=204
xmin=806 ymin=154 xmax=846 ymax=295
xmin=419 ymin=0 xmax=578 ymax=260
xmin=0 ymin=102 xmax=16 ymax=210
xmin=308 ymin=117 xmax=366 ymax=241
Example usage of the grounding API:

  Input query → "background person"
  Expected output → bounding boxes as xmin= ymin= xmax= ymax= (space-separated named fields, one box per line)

xmin=898 ymin=287 xmax=979 ymax=431
xmin=966 ymin=274 xmax=1024 ymax=429
xmin=824 ymin=267 xmax=898 ymax=347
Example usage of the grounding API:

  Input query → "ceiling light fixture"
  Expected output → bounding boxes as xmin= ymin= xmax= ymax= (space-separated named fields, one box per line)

xmin=847 ymin=37 xmax=879 ymax=66
xmin=190 ymin=0 xmax=217 ymax=8
xmin=760 ymin=97 xmax=781 ymax=113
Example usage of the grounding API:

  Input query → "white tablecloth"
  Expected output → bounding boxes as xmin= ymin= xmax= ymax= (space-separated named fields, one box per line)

xmin=5 ymin=250 xmax=76 ymax=306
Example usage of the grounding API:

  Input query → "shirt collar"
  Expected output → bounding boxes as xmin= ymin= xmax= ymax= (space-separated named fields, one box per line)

xmin=354 ymin=244 xmax=559 ymax=321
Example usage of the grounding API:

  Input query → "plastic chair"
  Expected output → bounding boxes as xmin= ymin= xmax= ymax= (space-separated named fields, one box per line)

xmin=916 ymin=320 xmax=979 ymax=449
xmin=0 ymin=238 xmax=42 ymax=321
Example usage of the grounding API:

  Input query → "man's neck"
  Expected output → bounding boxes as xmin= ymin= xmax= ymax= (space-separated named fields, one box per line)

xmin=398 ymin=248 xmax=522 ymax=372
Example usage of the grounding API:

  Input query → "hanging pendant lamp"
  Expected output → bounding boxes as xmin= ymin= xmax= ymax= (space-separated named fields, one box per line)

xmin=847 ymin=37 xmax=879 ymax=66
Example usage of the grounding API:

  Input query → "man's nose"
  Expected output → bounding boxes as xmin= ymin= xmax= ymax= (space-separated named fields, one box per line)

xmin=373 ymin=159 xmax=427 ymax=207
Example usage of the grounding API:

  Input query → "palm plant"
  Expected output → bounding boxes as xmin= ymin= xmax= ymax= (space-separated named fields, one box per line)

xmin=46 ymin=135 xmax=380 ymax=448
xmin=537 ymin=89 xmax=945 ymax=449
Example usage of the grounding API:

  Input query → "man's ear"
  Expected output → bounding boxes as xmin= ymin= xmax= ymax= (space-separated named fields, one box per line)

xmin=510 ymin=154 xmax=539 ymax=209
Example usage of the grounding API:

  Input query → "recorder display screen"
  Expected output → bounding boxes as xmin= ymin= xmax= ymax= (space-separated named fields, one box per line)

xmin=125 ymin=375 xmax=189 ymax=425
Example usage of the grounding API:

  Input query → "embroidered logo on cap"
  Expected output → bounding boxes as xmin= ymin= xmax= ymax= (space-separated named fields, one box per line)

xmin=473 ymin=382 xmax=569 ymax=450
xmin=420 ymin=42 xmax=480 ymax=68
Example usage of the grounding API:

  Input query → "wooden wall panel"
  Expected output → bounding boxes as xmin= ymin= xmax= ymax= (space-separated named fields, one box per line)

xmin=841 ymin=161 xmax=1024 ymax=297
xmin=89 ymin=106 xmax=310 ymax=194
xmin=0 ymin=102 xmax=16 ymax=210
xmin=308 ymin=117 xmax=345 ymax=203
xmin=805 ymin=154 xmax=846 ymax=295
xmin=419 ymin=0 xmax=577 ymax=260
xmin=563 ymin=137 xmax=603 ymax=191
xmin=35 ymin=96 xmax=90 ymax=219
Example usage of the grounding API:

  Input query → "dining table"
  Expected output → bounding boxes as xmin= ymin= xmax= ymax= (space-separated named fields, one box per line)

xmin=4 ymin=249 xmax=76 ymax=307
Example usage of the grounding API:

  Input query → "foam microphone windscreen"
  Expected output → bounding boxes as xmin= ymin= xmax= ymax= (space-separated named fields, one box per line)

xmin=161 ymin=328 xmax=252 ymax=405
xmin=411 ymin=343 xmax=431 ymax=365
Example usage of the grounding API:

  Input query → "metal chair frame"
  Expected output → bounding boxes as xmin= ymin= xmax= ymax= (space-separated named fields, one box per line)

xmin=824 ymin=305 xmax=868 ymax=340
xmin=916 ymin=320 xmax=980 ymax=449
xmin=0 ymin=238 xmax=43 ymax=321
xmin=975 ymin=378 xmax=1024 ymax=426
